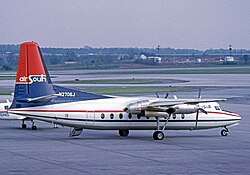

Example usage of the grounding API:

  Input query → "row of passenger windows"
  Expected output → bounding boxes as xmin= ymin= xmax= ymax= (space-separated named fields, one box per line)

xmin=100 ymin=113 xmax=186 ymax=120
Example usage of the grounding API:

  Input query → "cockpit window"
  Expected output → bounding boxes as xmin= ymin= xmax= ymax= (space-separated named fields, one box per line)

xmin=215 ymin=106 xmax=221 ymax=110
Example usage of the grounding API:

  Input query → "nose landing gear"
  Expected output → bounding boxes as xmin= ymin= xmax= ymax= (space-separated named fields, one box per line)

xmin=221 ymin=127 xmax=229 ymax=136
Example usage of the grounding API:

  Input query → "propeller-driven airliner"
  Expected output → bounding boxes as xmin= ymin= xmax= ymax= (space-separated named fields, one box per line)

xmin=7 ymin=42 xmax=241 ymax=140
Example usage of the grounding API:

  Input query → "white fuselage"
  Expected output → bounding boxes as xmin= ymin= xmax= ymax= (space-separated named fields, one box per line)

xmin=8 ymin=96 xmax=241 ymax=131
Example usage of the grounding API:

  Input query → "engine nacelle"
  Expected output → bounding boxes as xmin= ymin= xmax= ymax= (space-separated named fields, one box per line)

xmin=172 ymin=104 xmax=198 ymax=114
xmin=144 ymin=111 xmax=168 ymax=117
xmin=123 ymin=100 xmax=149 ymax=114
xmin=124 ymin=102 xmax=200 ymax=116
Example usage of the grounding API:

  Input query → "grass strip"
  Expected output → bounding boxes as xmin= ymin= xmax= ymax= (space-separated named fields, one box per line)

xmin=62 ymin=79 xmax=160 ymax=84
xmin=0 ymin=76 xmax=15 ymax=80
xmin=0 ymin=90 xmax=13 ymax=95
xmin=80 ymin=87 xmax=191 ymax=95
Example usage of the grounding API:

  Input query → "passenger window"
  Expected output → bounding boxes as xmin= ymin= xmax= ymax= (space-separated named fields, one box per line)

xmin=181 ymin=114 xmax=185 ymax=119
xmin=128 ymin=113 xmax=132 ymax=119
xmin=101 ymin=113 xmax=105 ymax=119
xmin=172 ymin=114 xmax=176 ymax=119
xmin=119 ymin=113 xmax=123 ymax=119
xmin=110 ymin=113 xmax=114 ymax=119
xmin=137 ymin=114 xmax=141 ymax=119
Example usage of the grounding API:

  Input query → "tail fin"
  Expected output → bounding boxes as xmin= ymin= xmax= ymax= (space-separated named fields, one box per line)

xmin=11 ymin=42 xmax=54 ymax=108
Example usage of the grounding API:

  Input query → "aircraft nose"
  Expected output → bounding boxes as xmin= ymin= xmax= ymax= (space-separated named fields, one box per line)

xmin=232 ymin=112 xmax=241 ymax=121
xmin=237 ymin=114 xmax=241 ymax=120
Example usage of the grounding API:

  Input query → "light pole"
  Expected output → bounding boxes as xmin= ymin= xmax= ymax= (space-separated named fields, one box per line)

xmin=229 ymin=45 xmax=232 ymax=57
xmin=157 ymin=45 xmax=160 ymax=56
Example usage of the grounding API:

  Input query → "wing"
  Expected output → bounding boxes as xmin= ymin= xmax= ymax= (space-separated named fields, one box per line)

xmin=124 ymin=98 xmax=226 ymax=116
xmin=148 ymin=98 xmax=226 ymax=108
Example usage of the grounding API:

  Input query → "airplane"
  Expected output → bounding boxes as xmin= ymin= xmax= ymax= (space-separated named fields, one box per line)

xmin=7 ymin=42 xmax=241 ymax=140
xmin=0 ymin=99 xmax=27 ymax=121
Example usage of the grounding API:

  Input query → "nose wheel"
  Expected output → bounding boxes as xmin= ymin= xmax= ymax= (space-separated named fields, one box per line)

xmin=221 ymin=127 xmax=229 ymax=136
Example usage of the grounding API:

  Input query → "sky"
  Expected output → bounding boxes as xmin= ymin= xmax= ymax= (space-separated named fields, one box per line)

xmin=0 ymin=0 xmax=249 ymax=50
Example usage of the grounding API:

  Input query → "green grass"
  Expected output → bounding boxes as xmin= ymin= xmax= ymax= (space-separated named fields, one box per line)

xmin=0 ymin=76 xmax=15 ymax=80
xmin=61 ymin=79 xmax=160 ymax=84
xmin=0 ymin=87 xmax=190 ymax=96
xmin=80 ymin=87 xmax=191 ymax=95
xmin=0 ymin=90 xmax=13 ymax=95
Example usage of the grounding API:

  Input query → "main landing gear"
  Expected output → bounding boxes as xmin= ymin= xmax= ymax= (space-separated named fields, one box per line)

xmin=221 ymin=127 xmax=229 ymax=136
xmin=31 ymin=120 xmax=37 ymax=130
xmin=21 ymin=120 xmax=27 ymax=129
xmin=153 ymin=131 xmax=164 ymax=140
xmin=153 ymin=116 xmax=170 ymax=140
xmin=118 ymin=129 xmax=129 ymax=137
xmin=21 ymin=120 xmax=37 ymax=130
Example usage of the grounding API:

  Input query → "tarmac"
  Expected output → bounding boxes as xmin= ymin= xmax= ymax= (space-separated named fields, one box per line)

xmin=0 ymin=69 xmax=250 ymax=175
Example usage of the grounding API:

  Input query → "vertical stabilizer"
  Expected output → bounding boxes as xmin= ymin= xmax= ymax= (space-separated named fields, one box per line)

xmin=11 ymin=42 xmax=54 ymax=108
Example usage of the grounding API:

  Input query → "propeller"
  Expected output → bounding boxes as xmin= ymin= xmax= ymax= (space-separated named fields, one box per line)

xmin=195 ymin=88 xmax=204 ymax=129
xmin=195 ymin=109 xmax=199 ymax=129
xmin=156 ymin=92 xmax=159 ymax=98
xmin=198 ymin=88 xmax=202 ymax=99
xmin=195 ymin=108 xmax=208 ymax=129
xmin=165 ymin=93 xmax=169 ymax=99
xmin=156 ymin=92 xmax=169 ymax=99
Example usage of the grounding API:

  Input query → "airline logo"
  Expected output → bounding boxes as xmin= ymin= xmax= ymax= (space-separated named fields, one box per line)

xmin=17 ymin=74 xmax=47 ymax=84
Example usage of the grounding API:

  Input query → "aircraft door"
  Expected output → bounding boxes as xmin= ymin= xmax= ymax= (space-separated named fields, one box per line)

xmin=86 ymin=111 xmax=95 ymax=125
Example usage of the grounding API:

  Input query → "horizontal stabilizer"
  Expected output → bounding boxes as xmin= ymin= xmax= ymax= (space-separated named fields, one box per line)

xmin=16 ymin=94 xmax=61 ymax=103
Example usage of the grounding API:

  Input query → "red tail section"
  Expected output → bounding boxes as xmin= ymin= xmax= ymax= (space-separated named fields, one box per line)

xmin=10 ymin=41 xmax=110 ymax=109
xmin=16 ymin=42 xmax=47 ymax=84
xmin=11 ymin=42 xmax=54 ymax=108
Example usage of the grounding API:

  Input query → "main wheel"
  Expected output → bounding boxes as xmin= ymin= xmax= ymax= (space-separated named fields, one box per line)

xmin=118 ymin=129 xmax=129 ymax=137
xmin=153 ymin=131 xmax=164 ymax=140
xmin=22 ymin=124 xmax=27 ymax=129
xmin=221 ymin=129 xmax=228 ymax=136
xmin=32 ymin=125 xmax=37 ymax=130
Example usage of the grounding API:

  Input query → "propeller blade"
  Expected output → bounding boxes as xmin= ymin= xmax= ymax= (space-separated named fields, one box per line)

xmin=198 ymin=108 xmax=208 ymax=114
xmin=195 ymin=110 xmax=199 ymax=129
xmin=198 ymin=88 xmax=202 ymax=99
xmin=165 ymin=93 xmax=169 ymax=99
xmin=156 ymin=92 xmax=159 ymax=98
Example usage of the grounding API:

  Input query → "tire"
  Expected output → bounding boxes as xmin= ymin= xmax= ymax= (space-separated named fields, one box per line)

xmin=153 ymin=131 xmax=164 ymax=140
xmin=221 ymin=129 xmax=228 ymax=136
xmin=32 ymin=126 xmax=37 ymax=130
xmin=22 ymin=124 xmax=27 ymax=129
xmin=118 ymin=130 xmax=129 ymax=137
